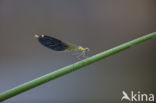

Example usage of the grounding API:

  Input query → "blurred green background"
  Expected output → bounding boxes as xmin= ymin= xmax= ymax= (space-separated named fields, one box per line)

xmin=0 ymin=0 xmax=156 ymax=103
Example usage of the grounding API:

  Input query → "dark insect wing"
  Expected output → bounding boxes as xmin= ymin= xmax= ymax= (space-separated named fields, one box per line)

xmin=38 ymin=35 xmax=68 ymax=51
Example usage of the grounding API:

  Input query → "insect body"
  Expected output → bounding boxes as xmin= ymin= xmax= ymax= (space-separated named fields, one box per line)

xmin=34 ymin=34 xmax=90 ymax=58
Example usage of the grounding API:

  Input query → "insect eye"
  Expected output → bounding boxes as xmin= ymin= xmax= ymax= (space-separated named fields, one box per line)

xmin=85 ymin=48 xmax=90 ymax=52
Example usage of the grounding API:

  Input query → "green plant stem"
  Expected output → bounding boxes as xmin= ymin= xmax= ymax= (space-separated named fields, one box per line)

xmin=0 ymin=32 xmax=156 ymax=102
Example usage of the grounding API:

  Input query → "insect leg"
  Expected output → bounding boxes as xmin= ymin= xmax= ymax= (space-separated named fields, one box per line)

xmin=76 ymin=52 xmax=84 ymax=60
xmin=81 ymin=51 xmax=88 ymax=58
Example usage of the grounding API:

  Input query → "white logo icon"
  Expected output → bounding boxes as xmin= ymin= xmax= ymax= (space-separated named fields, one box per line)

xmin=121 ymin=91 xmax=131 ymax=101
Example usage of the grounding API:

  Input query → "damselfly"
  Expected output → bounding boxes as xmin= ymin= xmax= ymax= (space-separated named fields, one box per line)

xmin=34 ymin=34 xmax=90 ymax=59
